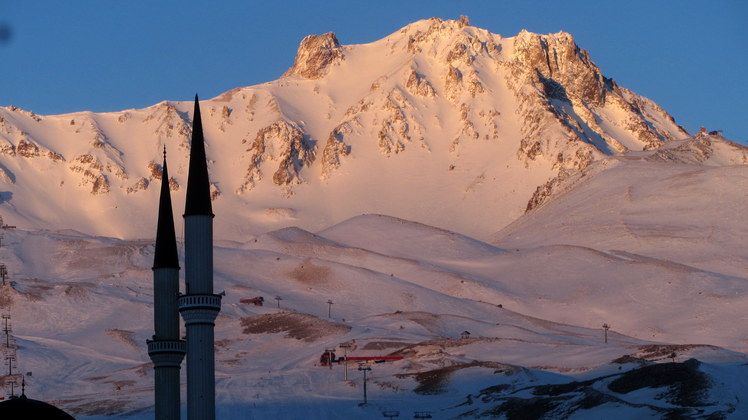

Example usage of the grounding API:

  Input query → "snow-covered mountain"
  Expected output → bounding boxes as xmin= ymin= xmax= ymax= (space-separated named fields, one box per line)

xmin=1 ymin=17 xmax=747 ymax=419
xmin=0 ymin=17 xmax=697 ymax=241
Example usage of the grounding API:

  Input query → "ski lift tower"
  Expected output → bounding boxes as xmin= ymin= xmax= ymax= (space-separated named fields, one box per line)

xmin=0 ymin=264 xmax=7 ymax=286
xmin=358 ymin=365 xmax=372 ymax=406
xmin=0 ymin=215 xmax=16 ymax=248
xmin=340 ymin=342 xmax=353 ymax=380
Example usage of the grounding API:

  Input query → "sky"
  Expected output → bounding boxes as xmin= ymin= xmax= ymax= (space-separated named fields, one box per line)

xmin=1 ymin=1 xmax=746 ymax=143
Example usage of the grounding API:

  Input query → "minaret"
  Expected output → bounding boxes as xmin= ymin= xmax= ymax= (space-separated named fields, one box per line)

xmin=148 ymin=148 xmax=187 ymax=420
xmin=178 ymin=95 xmax=222 ymax=420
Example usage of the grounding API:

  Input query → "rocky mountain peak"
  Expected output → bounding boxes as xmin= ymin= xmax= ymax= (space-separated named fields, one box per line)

xmin=398 ymin=17 xmax=498 ymax=60
xmin=283 ymin=32 xmax=343 ymax=79
xmin=0 ymin=20 xmax=725 ymax=241
xmin=513 ymin=30 xmax=605 ymax=106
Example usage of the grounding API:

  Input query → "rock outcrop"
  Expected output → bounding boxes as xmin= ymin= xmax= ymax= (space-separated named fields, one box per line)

xmin=321 ymin=122 xmax=352 ymax=179
xmin=283 ymin=32 xmax=344 ymax=79
xmin=509 ymin=30 xmax=686 ymax=157
xmin=237 ymin=120 xmax=315 ymax=193
xmin=514 ymin=30 xmax=606 ymax=106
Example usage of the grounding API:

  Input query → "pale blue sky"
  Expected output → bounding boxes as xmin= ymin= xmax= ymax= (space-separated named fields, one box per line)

xmin=1 ymin=1 xmax=746 ymax=143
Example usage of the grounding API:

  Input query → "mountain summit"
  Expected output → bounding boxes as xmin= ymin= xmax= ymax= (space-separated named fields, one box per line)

xmin=0 ymin=18 xmax=743 ymax=240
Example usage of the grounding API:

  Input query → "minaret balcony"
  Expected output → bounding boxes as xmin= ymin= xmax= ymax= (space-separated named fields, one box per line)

xmin=147 ymin=339 xmax=186 ymax=367
xmin=178 ymin=293 xmax=222 ymax=325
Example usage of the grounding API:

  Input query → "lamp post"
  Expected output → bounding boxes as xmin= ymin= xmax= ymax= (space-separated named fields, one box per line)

xmin=358 ymin=365 xmax=371 ymax=406
xmin=7 ymin=377 xmax=16 ymax=398
xmin=2 ymin=314 xmax=10 ymax=347
xmin=0 ymin=264 xmax=7 ymax=285
xmin=6 ymin=354 xmax=15 ymax=375
xmin=327 ymin=299 xmax=334 ymax=318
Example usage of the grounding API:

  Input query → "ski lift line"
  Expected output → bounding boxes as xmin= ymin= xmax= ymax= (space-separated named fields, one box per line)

xmin=0 ymin=214 xmax=21 ymax=400
xmin=0 ymin=215 xmax=16 ymax=230
xmin=319 ymin=350 xmax=404 ymax=366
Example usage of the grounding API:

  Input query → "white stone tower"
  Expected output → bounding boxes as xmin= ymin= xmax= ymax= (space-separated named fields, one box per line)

xmin=178 ymin=95 xmax=222 ymax=420
xmin=148 ymin=149 xmax=187 ymax=420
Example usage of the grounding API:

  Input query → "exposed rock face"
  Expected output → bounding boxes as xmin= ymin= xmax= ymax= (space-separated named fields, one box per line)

xmin=514 ymin=30 xmax=606 ymax=106
xmin=617 ymin=87 xmax=682 ymax=149
xmin=283 ymin=32 xmax=344 ymax=79
xmin=47 ymin=151 xmax=65 ymax=162
xmin=321 ymin=122 xmax=352 ymax=179
xmin=126 ymin=177 xmax=149 ymax=194
xmin=405 ymin=70 xmax=436 ymax=98
xmin=509 ymin=30 xmax=686 ymax=158
xmin=450 ymin=103 xmax=481 ymax=153
xmin=0 ymin=138 xmax=14 ymax=156
xmin=147 ymin=161 xmax=179 ymax=190
xmin=218 ymin=105 xmax=232 ymax=132
xmin=311 ymin=19 xmax=688 ymax=185
xmin=444 ymin=66 xmax=462 ymax=102
xmin=142 ymin=102 xmax=192 ymax=149
xmin=238 ymin=120 xmax=315 ymax=193
xmin=69 ymin=154 xmax=110 ymax=195
xmin=377 ymin=89 xmax=426 ymax=154
xmin=17 ymin=138 xmax=41 ymax=158
xmin=648 ymin=133 xmax=748 ymax=165
xmin=6 ymin=136 xmax=64 ymax=161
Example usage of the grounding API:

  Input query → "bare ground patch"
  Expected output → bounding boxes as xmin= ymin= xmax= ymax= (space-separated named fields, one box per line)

xmin=59 ymin=398 xmax=133 ymax=417
xmin=0 ymin=285 xmax=13 ymax=307
xmin=105 ymin=329 xmax=139 ymax=349
xmin=240 ymin=312 xmax=351 ymax=342
xmin=362 ymin=340 xmax=411 ymax=351
xmin=11 ymin=278 xmax=54 ymax=301
xmin=215 ymin=338 xmax=236 ymax=350
xmin=62 ymin=243 xmax=138 ymax=271
xmin=634 ymin=344 xmax=718 ymax=361
xmin=394 ymin=336 xmax=501 ymax=357
xmin=396 ymin=361 xmax=518 ymax=395
xmin=288 ymin=258 xmax=331 ymax=286
xmin=64 ymin=282 xmax=95 ymax=301
xmin=133 ymin=362 xmax=152 ymax=377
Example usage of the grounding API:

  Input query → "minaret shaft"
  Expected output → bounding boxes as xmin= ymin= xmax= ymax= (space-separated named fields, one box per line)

xmin=184 ymin=216 xmax=213 ymax=295
xmin=183 ymin=315 xmax=218 ymax=418
xmin=178 ymin=95 xmax=221 ymax=420
xmin=154 ymin=368 xmax=181 ymax=420
xmin=149 ymin=151 xmax=186 ymax=420
xmin=154 ymin=268 xmax=180 ymax=339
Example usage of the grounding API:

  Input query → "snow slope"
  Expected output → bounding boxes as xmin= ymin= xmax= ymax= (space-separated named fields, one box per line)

xmin=0 ymin=18 xmax=688 ymax=242
xmin=1 ymin=205 xmax=747 ymax=418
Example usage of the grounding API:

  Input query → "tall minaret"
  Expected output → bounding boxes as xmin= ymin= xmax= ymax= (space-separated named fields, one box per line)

xmin=148 ymin=148 xmax=187 ymax=420
xmin=178 ymin=95 xmax=222 ymax=420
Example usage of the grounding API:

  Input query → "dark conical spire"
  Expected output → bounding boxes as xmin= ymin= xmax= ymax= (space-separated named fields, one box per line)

xmin=184 ymin=94 xmax=214 ymax=217
xmin=153 ymin=147 xmax=180 ymax=269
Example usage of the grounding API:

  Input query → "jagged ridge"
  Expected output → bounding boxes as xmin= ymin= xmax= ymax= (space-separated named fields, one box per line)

xmin=0 ymin=18 xmax=731 ymax=241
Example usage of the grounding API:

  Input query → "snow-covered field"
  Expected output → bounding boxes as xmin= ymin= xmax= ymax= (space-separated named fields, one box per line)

xmin=2 ymin=174 xmax=747 ymax=418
